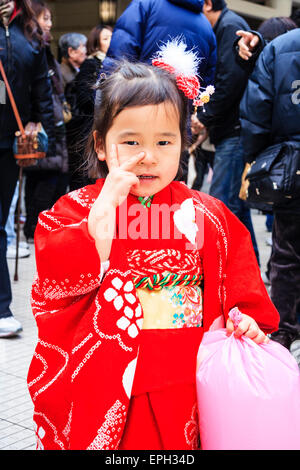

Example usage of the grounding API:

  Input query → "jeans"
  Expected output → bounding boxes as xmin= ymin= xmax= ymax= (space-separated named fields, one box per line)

xmin=209 ymin=136 xmax=260 ymax=264
xmin=270 ymin=212 xmax=300 ymax=339
xmin=0 ymin=148 xmax=19 ymax=318
xmin=5 ymin=181 xmax=18 ymax=246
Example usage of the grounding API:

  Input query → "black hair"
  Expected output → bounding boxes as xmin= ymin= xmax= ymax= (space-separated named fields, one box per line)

xmin=258 ymin=16 xmax=297 ymax=41
xmin=84 ymin=60 xmax=189 ymax=179
xmin=291 ymin=8 xmax=300 ymax=28
xmin=206 ymin=0 xmax=227 ymax=11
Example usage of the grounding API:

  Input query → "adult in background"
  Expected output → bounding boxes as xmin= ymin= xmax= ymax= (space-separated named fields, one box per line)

xmin=101 ymin=0 xmax=217 ymax=182
xmin=0 ymin=0 xmax=55 ymax=337
xmin=23 ymin=0 xmax=69 ymax=241
xmin=235 ymin=16 xmax=297 ymax=287
xmin=102 ymin=0 xmax=216 ymax=86
xmin=70 ymin=24 xmax=112 ymax=190
xmin=239 ymin=28 xmax=300 ymax=350
xmin=59 ymin=32 xmax=87 ymax=90
xmin=58 ymin=32 xmax=87 ymax=192
xmin=192 ymin=0 xmax=260 ymax=264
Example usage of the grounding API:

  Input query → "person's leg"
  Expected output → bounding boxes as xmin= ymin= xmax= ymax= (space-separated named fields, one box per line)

xmin=24 ymin=173 xmax=38 ymax=240
xmin=5 ymin=181 xmax=18 ymax=247
xmin=192 ymin=147 xmax=209 ymax=191
xmin=269 ymin=212 xmax=300 ymax=348
xmin=210 ymin=136 xmax=260 ymax=264
xmin=0 ymin=148 xmax=22 ymax=335
xmin=209 ymin=137 xmax=234 ymax=206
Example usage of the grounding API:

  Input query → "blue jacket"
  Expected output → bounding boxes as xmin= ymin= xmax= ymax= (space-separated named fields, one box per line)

xmin=240 ymin=29 xmax=300 ymax=163
xmin=102 ymin=0 xmax=216 ymax=87
xmin=0 ymin=13 xmax=55 ymax=157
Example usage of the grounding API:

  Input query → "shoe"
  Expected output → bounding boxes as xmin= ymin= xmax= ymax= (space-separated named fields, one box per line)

xmin=19 ymin=241 xmax=29 ymax=250
xmin=265 ymin=236 xmax=272 ymax=247
xmin=270 ymin=330 xmax=296 ymax=350
xmin=261 ymin=271 xmax=270 ymax=285
xmin=0 ymin=316 xmax=23 ymax=337
xmin=6 ymin=244 xmax=30 ymax=259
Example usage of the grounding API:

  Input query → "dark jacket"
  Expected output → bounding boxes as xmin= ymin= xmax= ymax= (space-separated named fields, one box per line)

xmin=36 ymin=45 xmax=68 ymax=173
xmin=240 ymin=29 xmax=300 ymax=162
xmin=197 ymin=7 xmax=250 ymax=145
xmin=102 ymin=0 xmax=217 ymax=87
xmin=0 ymin=13 xmax=55 ymax=157
xmin=75 ymin=54 xmax=104 ymax=118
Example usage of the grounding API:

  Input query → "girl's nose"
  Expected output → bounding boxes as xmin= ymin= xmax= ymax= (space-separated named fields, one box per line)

xmin=141 ymin=150 xmax=157 ymax=164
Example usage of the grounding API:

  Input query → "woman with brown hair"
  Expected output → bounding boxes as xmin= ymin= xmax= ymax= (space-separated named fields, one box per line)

xmin=0 ymin=0 xmax=55 ymax=337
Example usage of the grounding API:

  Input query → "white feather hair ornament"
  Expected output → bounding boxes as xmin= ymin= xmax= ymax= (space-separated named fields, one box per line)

xmin=152 ymin=37 xmax=215 ymax=110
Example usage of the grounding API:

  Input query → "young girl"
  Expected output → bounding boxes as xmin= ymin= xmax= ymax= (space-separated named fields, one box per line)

xmin=27 ymin=50 xmax=279 ymax=450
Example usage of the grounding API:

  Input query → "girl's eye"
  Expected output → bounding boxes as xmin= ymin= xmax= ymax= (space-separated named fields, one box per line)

xmin=124 ymin=141 xmax=139 ymax=146
xmin=158 ymin=141 xmax=170 ymax=146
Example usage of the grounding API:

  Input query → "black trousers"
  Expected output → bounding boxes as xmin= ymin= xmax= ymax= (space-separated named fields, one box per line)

xmin=270 ymin=211 xmax=300 ymax=338
xmin=24 ymin=170 xmax=60 ymax=240
xmin=191 ymin=147 xmax=214 ymax=191
xmin=0 ymin=148 xmax=19 ymax=318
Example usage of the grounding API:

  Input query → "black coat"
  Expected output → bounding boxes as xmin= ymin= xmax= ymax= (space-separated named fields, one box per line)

xmin=197 ymin=8 xmax=250 ymax=145
xmin=240 ymin=29 xmax=300 ymax=162
xmin=0 ymin=14 xmax=55 ymax=157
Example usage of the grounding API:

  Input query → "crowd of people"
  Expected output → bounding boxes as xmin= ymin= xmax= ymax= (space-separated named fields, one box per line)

xmin=1 ymin=0 xmax=300 ymax=451
xmin=0 ymin=0 xmax=299 ymax=347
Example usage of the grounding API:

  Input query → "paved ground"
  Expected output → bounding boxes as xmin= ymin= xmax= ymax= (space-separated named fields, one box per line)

xmin=0 ymin=164 xmax=290 ymax=450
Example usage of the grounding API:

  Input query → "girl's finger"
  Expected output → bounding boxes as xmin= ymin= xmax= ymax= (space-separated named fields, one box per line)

xmin=226 ymin=318 xmax=235 ymax=334
xmin=234 ymin=318 xmax=251 ymax=337
xmin=245 ymin=324 xmax=260 ymax=339
xmin=251 ymin=330 xmax=268 ymax=345
xmin=109 ymin=144 xmax=120 ymax=169
xmin=120 ymin=151 xmax=146 ymax=171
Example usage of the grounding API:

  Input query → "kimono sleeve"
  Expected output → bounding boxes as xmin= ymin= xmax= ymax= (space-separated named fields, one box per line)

xmin=222 ymin=205 xmax=279 ymax=334
xmin=34 ymin=193 xmax=103 ymax=302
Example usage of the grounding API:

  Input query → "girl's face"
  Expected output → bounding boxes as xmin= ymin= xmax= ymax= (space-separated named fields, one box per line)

xmin=99 ymin=28 xmax=112 ymax=54
xmin=37 ymin=8 xmax=52 ymax=34
xmin=96 ymin=102 xmax=182 ymax=197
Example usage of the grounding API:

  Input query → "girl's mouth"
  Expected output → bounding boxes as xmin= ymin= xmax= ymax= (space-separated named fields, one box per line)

xmin=137 ymin=175 xmax=157 ymax=179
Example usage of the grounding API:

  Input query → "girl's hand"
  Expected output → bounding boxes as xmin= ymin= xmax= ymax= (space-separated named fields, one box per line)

xmin=88 ymin=144 xmax=145 ymax=261
xmin=101 ymin=144 xmax=145 ymax=208
xmin=226 ymin=313 xmax=269 ymax=344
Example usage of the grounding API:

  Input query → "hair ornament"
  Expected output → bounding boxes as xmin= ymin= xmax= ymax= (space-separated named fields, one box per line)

xmin=151 ymin=38 xmax=215 ymax=111
xmin=152 ymin=38 xmax=201 ymax=99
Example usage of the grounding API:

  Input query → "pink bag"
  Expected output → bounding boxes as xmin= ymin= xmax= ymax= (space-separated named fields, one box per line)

xmin=196 ymin=309 xmax=300 ymax=450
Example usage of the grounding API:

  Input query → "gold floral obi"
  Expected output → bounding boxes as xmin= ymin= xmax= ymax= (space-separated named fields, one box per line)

xmin=127 ymin=249 xmax=204 ymax=330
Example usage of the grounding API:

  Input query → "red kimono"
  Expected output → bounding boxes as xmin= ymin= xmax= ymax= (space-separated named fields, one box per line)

xmin=27 ymin=180 xmax=279 ymax=450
